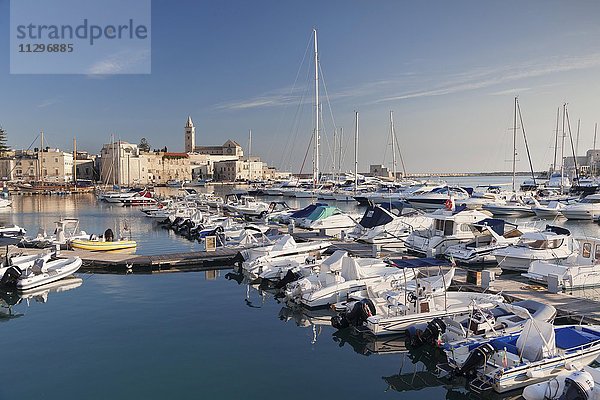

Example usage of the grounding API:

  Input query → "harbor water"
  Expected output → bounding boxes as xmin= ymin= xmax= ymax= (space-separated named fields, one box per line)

xmin=1 ymin=180 xmax=599 ymax=399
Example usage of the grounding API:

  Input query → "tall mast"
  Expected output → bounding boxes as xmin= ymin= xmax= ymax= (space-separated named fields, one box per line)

xmin=338 ymin=127 xmax=343 ymax=178
xmin=553 ymin=107 xmax=559 ymax=172
xmin=560 ymin=103 xmax=566 ymax=194
xmin=40 ymin=130 xmax=44 ymax=183
xmin=313 ymin=28 xmax=320 ymax=190
xmin=594 ymin=123 xmax=598 ymax=177
xmin=512 ymin=97 xmax=517 ymax=192
xmin=390 ymin=111 xmax=397 ymax=181
xmin=576 ymin=119 xmax=580 ymax=156
xmin=354 ymin=111 xmax=359 ymax=194
xmin=516 ymin=98 xmax=536 ymax=186
xmin=332 ymin=129 xmax=336 ymax=182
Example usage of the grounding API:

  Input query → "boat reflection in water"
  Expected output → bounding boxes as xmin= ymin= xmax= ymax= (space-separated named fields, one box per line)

xmin=279 ymin=305 xmax=336 ymax=344
xmin=0 ymin=276 xmax=83 ymax=321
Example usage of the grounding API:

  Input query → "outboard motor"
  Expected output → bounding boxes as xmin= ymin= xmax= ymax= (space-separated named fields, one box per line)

xmin=331 ymin=299 xmax=376 ymax=330
xmin=408 ymin=318 xmax=447 ymax=347
xmin=170 ymin=217 xmax=183 ymax=229
xmin=0 ymin=266 xmax=22 ymax=287
xmin=559 ymin=370 xmax=594 ymax=400
xmin=274 ymin=269 xmax=303 ymax=289
xmin=455 ymin=342 xmax=496 ymax=377
xmin=104 ymin=229 xmax=114 ymax=242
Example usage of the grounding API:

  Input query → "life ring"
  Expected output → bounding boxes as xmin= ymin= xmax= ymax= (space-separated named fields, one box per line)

xmin=444 ymin=198 xmax=453 ymax=210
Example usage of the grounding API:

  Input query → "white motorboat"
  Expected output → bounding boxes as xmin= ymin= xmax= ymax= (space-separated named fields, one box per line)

xmin=482 ymin=194 xmax=536 ymax=217
xmin=294 ymin=205 xmax=359 ymax=231
xmin=332 ymin=287 xmax=503 ymax=337
xmin=446 ymin=322 xmax=600 ymax=393
xmin=493 ymin=225 xmax=576 ymax=271
xmin=522 ymin=366 xmax=600 ymax=400
xmin=0 ymin=225 xmax=26 ymax=246
xmin=404 ymin=208 xmax=491 ymax=257
xmin=407 ymin=186 xmax=470 ymax=210
xmin=348 ymin=202 xmax=433 ymax=245
xmin=241 ymin=235 xmax=331 ymax=274
xmin=444 ymin=218 xmax=534 ymax=265
xmin=228 ymin=196 xmax=270 ymax=218
xmin=531 ymin=199 xmax=566 ymax=218
xmin=0 ymin=252 xmax=53 ymax=280
xmin=20 ymin=218 xmax=89 ymax=249
xmin=411 ymin=300 xmax=556 ymax=349
xmin=523 ymin=236 xmax=600 ymax=289
xmin=562 ymin=194 xmax=600 ymax=220
xmin=1 ymin=256 xmax=82 ymax=290
xmin=284 ymin=251 xmax=417 ymax=308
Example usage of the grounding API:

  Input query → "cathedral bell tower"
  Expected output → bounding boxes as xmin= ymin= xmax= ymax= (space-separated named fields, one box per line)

xmin=185 ymin=116 xmax=195 ymax=153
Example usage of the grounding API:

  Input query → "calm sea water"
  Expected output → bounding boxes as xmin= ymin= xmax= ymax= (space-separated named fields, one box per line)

xmin=0 ymin=179 xmax=598 ymax=400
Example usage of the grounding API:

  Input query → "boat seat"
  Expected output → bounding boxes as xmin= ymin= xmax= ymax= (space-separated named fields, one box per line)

xmin=555 ymin=327 xmax=600 ymax=349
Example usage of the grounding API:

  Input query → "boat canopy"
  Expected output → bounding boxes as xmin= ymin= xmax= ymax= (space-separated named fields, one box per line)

xmin=320 ymin=250 xmax=348 ymax=274
xmin=271 ymin=235 xmax=297 ymax=251
xmin=359 ymin=205 xmax=394 ymax=229
xmin=473 ymin=218 xmax=516 ymax=236
xmin=305 ymin=206 xmax=341 ymax=221
xmin=290 ymin=203 xmax=328 ymax=219
xmin=545 ymin=225 xmax=571 ymax=236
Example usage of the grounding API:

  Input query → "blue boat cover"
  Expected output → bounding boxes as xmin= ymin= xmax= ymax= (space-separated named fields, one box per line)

xmin=386 ymin=258 xmax=451 ymax=269
xmin=359 ymin=205 xmax=394 ymax=229
xmin=555 ymin=326 xmax=600 ymax=349
xmin=475 ymin=218 xmax=506 ymax=236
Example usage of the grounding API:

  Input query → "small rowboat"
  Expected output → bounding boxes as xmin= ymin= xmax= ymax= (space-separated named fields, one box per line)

xmin=70 ymin=239 xmax=137 ymax=251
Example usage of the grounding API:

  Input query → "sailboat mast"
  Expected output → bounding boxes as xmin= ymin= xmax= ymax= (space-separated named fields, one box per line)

xmin=338 ymin=127 xmax=343 ymax=179
xmin=594 ymin=123 xmax=598 ymax=177
xmin=576 ymin=119 xmax=580 ymax=156
xmin=390 ymin=111 xmax=397 ymax=181
xmin=354 ymin=111 xmax=359 ymax=194
xmin=512 ymin=97 xmax=517 ymax=192
xmin=553 ymin=107 xmax=559 ymax=172
xmin=560 ymin=103 xmax=566 ymax=194
xmin=313 ymin=28 xmax=320 ymax=190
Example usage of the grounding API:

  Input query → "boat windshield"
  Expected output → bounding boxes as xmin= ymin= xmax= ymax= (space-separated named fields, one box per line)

xmin=580 ymin=197 xmax=600 ymax=204
xmin=517 ymin=238 xmax=564 ymax=249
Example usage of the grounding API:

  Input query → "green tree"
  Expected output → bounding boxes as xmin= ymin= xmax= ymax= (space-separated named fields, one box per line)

xmin=0 ymin=126 xmax=8 ymax=153
xmin=139 ymin=137 xmax=150 ymax=152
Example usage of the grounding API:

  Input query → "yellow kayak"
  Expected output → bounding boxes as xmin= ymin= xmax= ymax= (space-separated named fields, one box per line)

xmin=70 ymin=239 xmax=137 ymax=251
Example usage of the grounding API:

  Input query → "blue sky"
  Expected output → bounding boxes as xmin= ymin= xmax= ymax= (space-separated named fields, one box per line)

xmin=1 ymin=0 xmax=600 ymax=173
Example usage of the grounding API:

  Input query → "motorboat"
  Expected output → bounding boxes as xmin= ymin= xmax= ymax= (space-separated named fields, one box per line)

xmin=262 ymin=201 xmax=298 ymax=224
xmin=522 ymin=366 xmax=600 ymax=400
xmin=294 ymin=205 xmax=359 ymax=231
xmin=445 ymin=322 xmax=600 ymax=393
xmin=348 ymin=202 xmax=433 ymax=245
xmin=332 ymin=287 xmax=503 ymax=337
xmin=409 ymin=300 xmax=556 ymax=349
xmin=562 ymin=194 xmax=600 ymax=220
xmin=20 ymin=218 xmax=89 ymax=249
xmin=0 ymin=252 xmax=53 ymax=280
xmin=1 ymin=257 xmax=82 ymax=290
xmin=120 ymin=189 xmax=157 ymax=206
xmin=493 ymin=225 xmax=576 ymax=271
xmin=70 ymin=237 xmax=137 ymax=251
xmin=0 ymin=225 xmax=26 ymax=246
xmin=227 ymin=196 xmax=270 ymax=219
xmin=523 ymin=236 xmax=600 ymax=289
xmin=406 ymin=186 xmax=471 ymax=210
xmin=404 ymin=207 xmax=491 ymax=257
xmin=444 ymin=218 xmax=534 ymax=265
xmin=0 ymin=198 xmax=11 ymax=208
xmin=531 ymin=199 xmax=566 ymax=218
xmin=284 ymin=251 xmax=417 ymax=308
xmin=240 ymin=235 xmax=331 ymax=275
xmin=482 ymin=194 xmax=536 ymax=217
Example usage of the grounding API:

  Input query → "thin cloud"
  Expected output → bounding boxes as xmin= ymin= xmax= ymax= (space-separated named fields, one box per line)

xmin=375 ymin=53 xmax=600 ymax=103
xmin=37 ymin=97 xmax=61 ymax=108
xmin=86 ymin=49 xmax=150 ymax=77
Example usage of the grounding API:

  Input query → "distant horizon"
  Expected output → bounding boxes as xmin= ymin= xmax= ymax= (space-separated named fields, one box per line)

xmin=2 ymin=1 xmax=600 ymax=174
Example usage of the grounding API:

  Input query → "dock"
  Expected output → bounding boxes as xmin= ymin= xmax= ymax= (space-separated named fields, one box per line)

xmin=452 ymin=268 xmax=600 ymax=325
